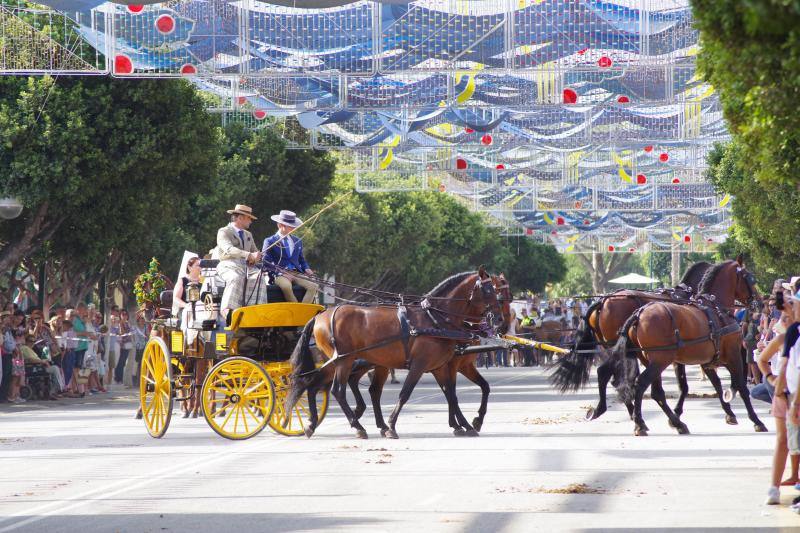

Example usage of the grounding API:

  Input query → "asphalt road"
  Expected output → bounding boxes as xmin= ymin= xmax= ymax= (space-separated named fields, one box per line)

xmin=0 ymin=366 xmax=795 ymax=532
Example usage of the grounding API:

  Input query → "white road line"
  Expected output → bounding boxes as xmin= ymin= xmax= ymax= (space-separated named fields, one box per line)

xmin=0 ymin=371 xmax=527 ymax=532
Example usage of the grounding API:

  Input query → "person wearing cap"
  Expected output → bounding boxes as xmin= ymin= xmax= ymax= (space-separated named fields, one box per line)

xmin=215 ymin=204 xmax=265 ymax=321
xmin=261 ymin=210 xmax=318 ymax=304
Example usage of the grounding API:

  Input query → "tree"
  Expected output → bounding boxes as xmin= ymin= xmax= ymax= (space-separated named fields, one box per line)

xmin=549 ymin=255 xmax=593 ymax=297
xmin=706 ymin=141 xmax=800 ymax=277
xmin=303 ymin=173 xmax=564 ymax=295
xmin=693 ymin=0 xmax=800 ymax=186
xmin=575 ymin=253 xmax=635 ymax=294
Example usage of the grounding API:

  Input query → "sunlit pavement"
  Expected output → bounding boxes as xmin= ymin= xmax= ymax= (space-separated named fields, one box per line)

xmin=0 ymin=366 xmax=794 ymax=532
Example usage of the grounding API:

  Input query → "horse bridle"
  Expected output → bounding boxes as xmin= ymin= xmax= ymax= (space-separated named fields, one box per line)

xmin=736 ymin=266 xmax=760 ymax=310
xmin=466 ymin=276 xmax=503 ymax=333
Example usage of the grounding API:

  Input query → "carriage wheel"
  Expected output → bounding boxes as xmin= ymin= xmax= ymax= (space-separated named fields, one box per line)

xmin=267 ymin=364 xmax=329 ymax=437
xmin=140 ymin=337 xmax=173 ymax=438
xmin=201 ymin=357 xmax=274 ymax=440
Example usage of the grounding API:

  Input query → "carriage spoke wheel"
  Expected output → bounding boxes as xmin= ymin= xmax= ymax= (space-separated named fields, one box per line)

xmin=201 ymin=357 xmax=274 ymax=440
xmin=267 ymin=363 xmax=329 ymax=437
xmin=140 ymin=338 xmax=173 ymax=438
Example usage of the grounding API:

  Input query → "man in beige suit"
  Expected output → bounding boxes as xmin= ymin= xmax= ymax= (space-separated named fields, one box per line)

xmin=216 ymin=204 xmax=265 ymax=321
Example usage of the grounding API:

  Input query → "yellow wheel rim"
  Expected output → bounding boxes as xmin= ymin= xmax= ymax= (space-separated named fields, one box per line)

xmin=266 ymin=362 xmax=329 ymax=437
xmin=201 ymin=357 xmax=274 ymax=440
xmin=140 ymin=338 xmax=173 ymax=438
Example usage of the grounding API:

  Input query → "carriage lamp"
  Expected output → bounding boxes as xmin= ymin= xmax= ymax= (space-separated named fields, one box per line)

xmin=187 ymin=282 xmax=201 ymax=303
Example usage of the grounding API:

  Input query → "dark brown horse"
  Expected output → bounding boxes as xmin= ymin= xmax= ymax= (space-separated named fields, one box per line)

xmin=286 ymin=268 xmax=503 ymax=439
xmin=613 ymin=259 xmax=766 ymax=435
xmin=551 ymin=261 xmax=712 ymax=422
xmin=346 ymin=273 xmax=513 ymax=436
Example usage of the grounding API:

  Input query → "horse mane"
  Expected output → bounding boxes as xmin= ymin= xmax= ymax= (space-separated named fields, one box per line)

xmin=679 ymin=261 xmax=711 ymax=286
xmin=698 ymin=260 xmax=735 ymax=294
xmin=426 ymin=271 xmax=476 ymax=297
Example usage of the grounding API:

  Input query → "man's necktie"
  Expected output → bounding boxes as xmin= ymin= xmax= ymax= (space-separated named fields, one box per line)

xmin=238 ymin=230 xmax=245 ymax=248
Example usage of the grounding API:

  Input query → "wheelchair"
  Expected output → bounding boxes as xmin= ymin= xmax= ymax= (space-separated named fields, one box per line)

xmin=20 ymin=364 xmax=51 ymax=400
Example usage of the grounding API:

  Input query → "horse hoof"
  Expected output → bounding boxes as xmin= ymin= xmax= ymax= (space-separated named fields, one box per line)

xmin=755 ymin=424 xmax=768 ymax=433
xmin=182 ymin=411 xmax=190 ymax=419
xmin=356 ymin=429 xmax=369 ymax=440
xmin=668 ymin=419 xmax=676 ymax=428
xmin=191 ymin=411 xmax=199 ymax=419
xmin=134 ymin=410 xmax=143 ymax=420
xmin=585 ymin=407 xmax=595 ymax=420
xmin=453 ymin=427 xmax=467 ymax=437
xmin=304 ymin=427 xmax=315 ymax=439
xmin=677 ymin=425 xmax=690 ymax=435
xmin=634 ymin=427 xmax=648 ymax=436
xmin=472 ymin=418 xmax=483 ymax=432
xmin=384 ymin=428 xmax=399 ymax=439
xmin=465 ymin=429 xmax=480 ymax=437
xmin=726 ymin=415 xmax=738 ymax=425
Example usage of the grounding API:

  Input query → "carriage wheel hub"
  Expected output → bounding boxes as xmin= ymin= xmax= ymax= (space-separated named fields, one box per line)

xmin=229 ymin=393 xmax=241 ymax=404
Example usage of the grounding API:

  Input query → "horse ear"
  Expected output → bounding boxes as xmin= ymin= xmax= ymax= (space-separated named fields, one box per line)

xmin=478 ymin=265 xmax=487 ymax=277
xmin=735 ymin=254 xmax=744 ymax=267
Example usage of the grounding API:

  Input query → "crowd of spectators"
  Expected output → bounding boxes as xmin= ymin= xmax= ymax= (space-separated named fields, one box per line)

xmin=0 ymin=302 xmax=147 ymax=404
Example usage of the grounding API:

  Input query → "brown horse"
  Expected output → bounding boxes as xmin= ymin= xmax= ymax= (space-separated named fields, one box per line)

xmin=551 ymin=261 xmax=712 ymax=423
xmin=285 ymin=268 xmax=503 ymax=439
xmin=346 ymin=273 xmax=513 ymax=436
xmin=613 ymin=259 xmax=766 ymax=436
xmin=530 ymin=319 xmax=564 ymax=364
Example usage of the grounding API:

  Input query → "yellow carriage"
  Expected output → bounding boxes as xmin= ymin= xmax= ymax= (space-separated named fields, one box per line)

xmin=139 ymin=266 xmax=329 ymax=440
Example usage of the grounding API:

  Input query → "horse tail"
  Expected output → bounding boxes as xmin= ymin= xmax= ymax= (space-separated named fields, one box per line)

xmin=286 ymin=315 xmax=318 ymax=413
xmin=611 ymin=311 xmax=641 ymax=405
xmin=548 ymin=305 xmax=598 ymax=393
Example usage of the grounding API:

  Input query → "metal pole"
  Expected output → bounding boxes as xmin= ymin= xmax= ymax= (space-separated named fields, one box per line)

xmin=671 ymin=245 xmax=680 ymax=286
xmin=99 ymin=275 xmax=107 ymax=319
xmin=37 ymin=259 xmax=46 ymax=313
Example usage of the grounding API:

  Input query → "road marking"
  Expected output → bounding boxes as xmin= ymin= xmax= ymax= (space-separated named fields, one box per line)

xmin=0 ymin=371 xmax=527 ymax=531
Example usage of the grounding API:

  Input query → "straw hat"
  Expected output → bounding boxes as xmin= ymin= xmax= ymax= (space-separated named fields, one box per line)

xmin=226 ymin=204 xmax=258 ymax=220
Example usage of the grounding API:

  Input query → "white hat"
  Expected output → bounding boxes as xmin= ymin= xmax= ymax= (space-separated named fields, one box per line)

xmin=271 ymin=210 xmax=303 ymax=228
xmin=782 ymin=276 xmax=800 ymax=292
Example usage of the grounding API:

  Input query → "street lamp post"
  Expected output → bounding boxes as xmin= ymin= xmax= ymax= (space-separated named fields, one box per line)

xmin=0 ymin=198 xmax=23 ymax=220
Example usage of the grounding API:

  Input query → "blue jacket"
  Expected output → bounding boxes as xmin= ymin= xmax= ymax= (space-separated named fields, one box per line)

xmin=262 ymin=233 xmax=309 ymax=273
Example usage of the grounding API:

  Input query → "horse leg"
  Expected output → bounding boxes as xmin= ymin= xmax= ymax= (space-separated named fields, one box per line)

xmin=725 ymin=358 xmax=768 ymax=433
xmin=331 ymin=364 xmax=369 ymax=439
xmin=651 ymin=374 xmax=690 ymax=434
xmin=444 ymin=377 xmax=479 ymax=437
xmin=432 ymin=368 xmax=462 ymax=434
xmin=348 ymin=360 xmax=371 ymax=421
xmin=386 ymin=362 xmax=427 ymax=439
xmin=588 ymin=359 xmax=613 ymax=421
xmin=459 ymin=362 xmax=490 ymax=432
xmin=367 ymin=367 xmax=392 ymax=436
xmin=633 ymin=361 xmax=665 ymax=436
xmin=672 ymin=364 xmax=688 ymax=420
xmin=702 ymin=366 xmax=738 ymax=425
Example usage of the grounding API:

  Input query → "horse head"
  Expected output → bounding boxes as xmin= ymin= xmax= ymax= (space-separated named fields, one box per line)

xmin=466 ymin=266 xmax=503 ymax=333
xmin=698 ymin=258 xmax=761 ymax=311
xmin=491 ymin=272 xmax=512 ymax=335
xmin=734 ymin=256 xmax=762 ymax=311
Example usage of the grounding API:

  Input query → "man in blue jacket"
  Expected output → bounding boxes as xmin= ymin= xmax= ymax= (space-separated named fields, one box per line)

xmin=262 ymin=210 xmax=318 ymax=303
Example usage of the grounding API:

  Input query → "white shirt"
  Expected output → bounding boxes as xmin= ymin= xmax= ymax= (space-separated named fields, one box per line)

xmin=276 ymin=231 xmax=294 ymax=256
xmin=786 ymin=335 xmax=800 ymax=395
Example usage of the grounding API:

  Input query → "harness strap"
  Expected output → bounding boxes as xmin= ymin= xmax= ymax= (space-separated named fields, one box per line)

xmin=397 ymin=305 xmax=413 ymax=369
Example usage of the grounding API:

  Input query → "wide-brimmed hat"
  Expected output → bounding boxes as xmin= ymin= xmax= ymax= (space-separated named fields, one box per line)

xmin=226 ymin=204 xmax=258 ymax=220
xmin=782 ymin=276 xmax=800 ymax=292
xmin=271 ymin=210 xmax=302 ymax=228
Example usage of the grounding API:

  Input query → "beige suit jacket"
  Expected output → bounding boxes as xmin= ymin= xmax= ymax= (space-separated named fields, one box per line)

xmin=216 ymin=224 xmax=258 ymax=261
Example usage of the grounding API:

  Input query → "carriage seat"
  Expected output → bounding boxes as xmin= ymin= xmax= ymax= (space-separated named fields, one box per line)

xmin=266 ymin=284 xmax=307 ymax=303
xmin=158 ymin=290 xmax=174 ymax=320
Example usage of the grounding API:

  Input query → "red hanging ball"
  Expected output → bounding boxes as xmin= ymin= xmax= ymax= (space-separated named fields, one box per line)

xmin=617 ymin=95 xmax=629 ymax=103
xmin=659 ymin=153 xmax=669 ymax=162
xmin=525 ymin=228 xmax=533 ymax=236
xmin=598 ymin=56 xmax=612 ymax=68
xmin=237 ymin=96 xmax=247 ymax=105
xmin=636 ymin=174 xmax=647 ymax=185
xmin=644 ymin=145 xmax=653 ymax=153
xmin=550 ymin=230 xmax=557 ymax=235
xmin=127 ymin=4 xmax=144 ymax=13
xmin=556 ymin=216 xmax=565 ymax=225
xmin=465 ymin=127 xmax=475 ymax=134
xmin=179 ymin=64 xmax=196 ymax=76
xmin=672 ymin=178 xmax=681 ymax=184
xmin=628 ymin=248 xmax=635 ymax=252
xmin=495 ymin=164 xmax=505 ymax=170
xmin=481 ymin=134 xmax=493 ymax=146
xmin=607 ymin=245 xmax=615 ymax=252
xmin=456 ymin=158 xmax=468 ymax=170
xmin=683 ymin=235 xmax=691 ymax=243
xmin=583 ymin=219 xmax=590 ymax=225
xmin=114 ymin=55 xmax=133 ymax=74
xmin=155 ymin=14 xmax=175 ymax=34
xmin=577 ymin=48 xmax=588 ymax=55
xmin=562 ymin=88 xmax=578 ymax=104
xmin=253 ymin=110 xmax=267 ymax=120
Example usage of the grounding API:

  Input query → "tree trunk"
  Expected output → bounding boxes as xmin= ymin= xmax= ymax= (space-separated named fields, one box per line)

xmin=0 ymin=203 xmax=54 ymax=274
xmin=577 ymin=252 xmax=633 ymax=294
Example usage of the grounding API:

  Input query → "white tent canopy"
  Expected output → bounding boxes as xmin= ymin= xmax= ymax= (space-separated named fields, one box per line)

xmin=608 ymin=273 xmax=658 ymax=285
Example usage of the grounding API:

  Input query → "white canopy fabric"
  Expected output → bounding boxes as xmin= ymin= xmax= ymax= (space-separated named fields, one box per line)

xmin=609 ymin=273 xmax=658 ymax=285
